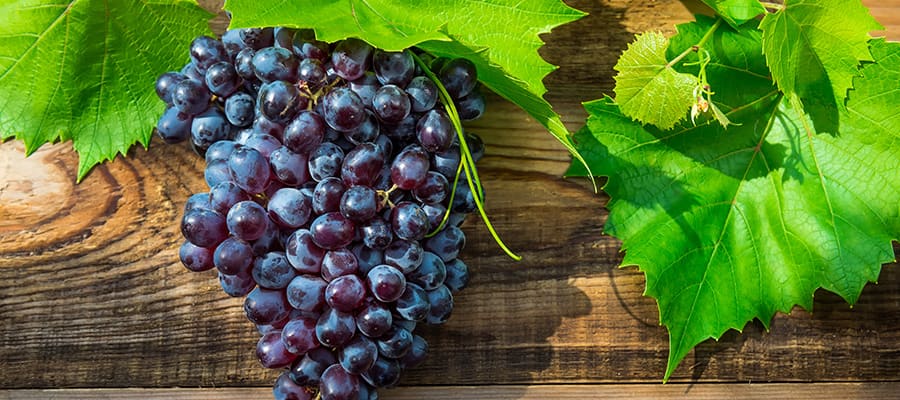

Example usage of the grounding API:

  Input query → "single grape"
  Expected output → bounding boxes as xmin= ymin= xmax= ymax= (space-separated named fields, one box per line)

xmin=258 ymin=80 xmax=307 ymax=124
xmin=257 ymin=330 xmax=298 ymax=369
xmin=351 ymin=243 xmax=384 ymax=275
xmin=190 ymin=36 xmax=228 ymax=73
xmin=285 ymin=229 xmax=326 ymax=274
xmin=443 ymin=258 xmax=470 ymax=293
xmin=331 ymin=38 xmax=373 ymax=81
xmin=244 ymin=287 xmax=291 ymax=325
xmin=273 ymin=371 xmax=315 ymax=400
xmin=322 ymin=87 xmax=366 ymax=132
xmin=181 ymin=207 xmax=228 ymax=248
xmin=340 ymin=143 xmax=385 ymax=187
xmin=253 ymin=252 xmax=296 ymax=289
xmin=253 ymin=46 xmax=299 ymax=82
xmin=376 ymin=326 xmax=413 ymax=358
xmin=391 ymin=201 xmax=430 ymax=241
xmin=243 ymin=132 xmax=281 ymax=158
xmin=269 ymin=146 xmax=311 ymax=186
xmin=355 ymin=301 xmax=392 ymax=338
xmin=225 ymin=92 xmax=255 ymax=127
xmin=292 ymin=32 xmax=329 ymax=61
xmin=227 ymin=200 xmax=269 ymax=241
xmin=310 ymin=212 xmax=356 ymax=250
xmin=405 ymin=75 xmax=438 ymax=112
xmin=205 ymin=61 xmax=240 ymax=97
xmin=156 ymin=107 xmax=192 ymax=144
xmin=466 ymin=132 xmax=486 ymax=162
xmin=338 ymin=335 xmax=378 ymax=374
xmin=240 ymin=28 xmax=275 ymax=50
xmin=432 ymin=144 xmax=461 ymax=178
xmin=439 ymin=57 xmax=478 ymax=99
xmin=394 ymin=283 xmax=429 ymax=322
xmin=425 ymin=285 xmax=454 ymax=325
xmin=298 ymin=58 xmax=326 ymax=88
xmin=382 ymin=113 xmax=417 ymax=142
xmin=191 ymin=108 xmax=231 ymax=151
xmin=321 ymin=248 xmax=359 ymax=282
xmin=324 ymin=274 xmax=366 ymax=312
xmin=285 ymin=274 xmax=328 ymax=312
xmin=360 ymin=217 xmax=393 ymax=250
xmin=308 ymin=142 xmax=345 ymax=182
xmin=366 ymin=265 xmax=406 ymax=303
xmin=253 ymin=114 xmax=286 ymax=140
xmin=373 ymin=50 xmax=414 ymax=87
xmin=361 ymin=356 xmax=401 ymax=388
xmin=424 ymin=225 xmax=465 ymax=262
xmin=315 ymin=307 xmax=356 ymax=348
xmin=391 ymin=144 xmax=430 ymax=190
xmin=349 ymin=72 xmax=379 ymax=107
xmin=267 ymin=188 xmax=312 ymax=229
xmin=342 ymin=110 xmax=380 ymax=145
xmin=218 ymin=270 xmax=256 ymax=297
xmin=398 ymin=334 xmax=428 ymax=369
xmin=456 ymin=89 xmax=486 ymax=121
xmin=179 ymin=241 xmax=214 ymax=272
xmin=204 ymin=160 xmax=230 ymax=188
xmin=383 ymin=239 xmax=423 ymax=274
xmin=156 ymin=72 xmax=185 ymax=105
xmin=235 ymin=47 xmax=257 ymax=80
xmin=312 ymin=177 xmax=346 ymax=215
xmin=205 ymin=140 xmax=238 ymax=164
xmin=372 ymin=84 xmax=411 ymax=123
xmin=416 ymin=109 xmax=454 ymax=153
xmin=228 ymin=146 xmax=271 ymax=194
xmin=281 ymin=316 xmax=320 ymax=355
xmin=291 ymin=347 xmax=336 ymax=386
xmin=213 ymin=236 xmax=254 ymax=275
xmin=339 ymin=185 xmax=379 ymax=222
xmin=184 ymin=192 xmax=210 ymax=213
xmin=172 ymin=79 xmax=210 ymax=116
xmin=319 ymin=363 xmax=360 ymax=400
xmin=413 ymin=171 xmax=449 ymax=205
xmin=407 ymin=251 xmax=446 ymax=290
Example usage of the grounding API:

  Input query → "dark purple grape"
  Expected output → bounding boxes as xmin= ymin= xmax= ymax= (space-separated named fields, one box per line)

xmin=190 ymin=36 xmax=228 ymax=73
xmin=286 ymin=274 xmax=328 ymax=312
xmin=308 ymin=142 xmax=345 ymax=181
xmin=315 ymin=307 xmax=356 ymax=348
xmin=225 ymin=92 xmax=255 ymax=127
xmin=268 ymin=188 xmax=312 ymax=229
xmin=398 ymin=334 xmax=428 ymax=369
xmin=252 ymin=218 xmax=284 ymax=255
xmin=367 ymin=265 xmax=406 ymax=302
xmin=173 ymin=79 xmax=210 ymax=116
xmin=421 ymin=203 xmax=447 ymax=231
xmin=204 ymin=160 xmax=231 ymax=187
xmin=439 ymin=57 xmax=477 ymax=99
xmin=350 ymin=72 xmax=379 ymax=107
xmin=372 ymin=84 xmax=411 ymax=123
xmin=205 ymin=140 xmax=238 ymax=164
xmin=361 ymin=217 xmax=393 ymax=250
xmin=156 ymin=72 xmax=185 ymax=105
xmin=395 ymin=283 xmax=429 ymax=322
xmin=332 ymin=38 xmax=373 ymax=81
xmin=226 ymin=200 xmax=268 ymax=241
xmin=382 ymin=113 xmax=417 ymax=141
xmin=228 ymin=146 xmax=271 ymax=194
xmin=341 ymin=143 xmax=385 ymax=187
xmin=324 ymin=274 xmax=367 ymax=313
xmin=281 ymin=316 xmax=320 ymax=355
xmin=444 ymin=258 xmax=469 ymax=293
xmin=373 ymin=133 xmax=393 ymax=160
xmin=253 ymin=46 xmax=299 ymax=82
xmin=191 ymin=108 xmax=231 ymax=151
xmin=181 ymin=207 xmax=228 ymax=248
xmin=312 ymin=177 xmax=346 ymax=215
xmin=321 ymin=248 xmax=359 ymax=282
xmin=235 ymin=47 xmax=257 ymax=80
xmin=269 ymin=146 xmax=311 ymax=186
xmin=253 ymin=114 xmax=285 ymax=140
xmin=286 ymin=229 xmax=326 ymax=274
xmin=205 ymin=61 xmax=240 ymax=96
xmin=452 ymin=179 xmax=479 ymax=213
xmin=214 ymin=236 xmax=254 ymax=275
xmin=245 ymin=287 xmax=291 ymax=325
xmin=362 ymin=357 xmax=401 ymax=388
xmin=383 ymin=239 xmax=423 ymax=274
xmin=291 ymin=347 xmax=336 ymax=386
xmin=298 ymin=58 xmax=327 ymax=87
xmin=425 ymin=285 xmax=453 ymax=325
xmin=391 ymin=144 xmax=430 ymax=190
xmin=179 ymin=241 xmax=213 ymax=272
xmin=351 ymin=243 xmax=384 ymax=275
xmin=273 ymin=371 xmax=315 ymax=400
xmin=258 ymin=80 xmax=307 ymax=124
xmin=184 ymin=192 xmax=209 ymax=213
xmin=310 ymin=212 xmax=357 ymax=250
xmin=240 ymin=28 xmax=275 ymax=50
xmin=413 ymin=171 xmax=449 ymax=204
xmin=425 ymin=225 xmax=465 ymax=262
xmin=376 ymin=326 xmax=413 ymax=358
xmin=339 ymin=335 xmax=377 ymax=374
xmin=221 ymin=29 xmax=244 ymax=58
xmin=319 ymin=363 xmax=360 ymax=400
xmin=339 ymin=185 xmax=379 ymax=222
xmin=432 ymin=144 xmax=461 ymax=178
xmin=391 ymin=201 xmax=430 ymax=241
xmin=416 ymin=109 xmax=454 ymax=152
xmin=406 ymin=75 xmax=437 ymax=112
xmin=456 ymin=89 xmax=485 ymax=121
xmin=257 ymin=330 xmax=298 ymax=369
xmin=181 ymin=62 xmax=204 ymax=83
xmin=293 ymin=33 xmax=329 ymax=61
xmin=342 ymin=110 xmax=380 ymax=145
xmin=243 ymin=132 xmax=281 ymax=158
xmin=284 ymin=111 xmax=326 ymax=154
xmin=273 ymin=27 xmax=294 ymax=49
xmin=253 ymin=251 xmax=296 ymax=289
xmin=355 ymin=301 xmax=392 ymax=338
xmin=407 ymin=251 xmax=446 ymax=290
xmin=218 ymin=270 xmax=256 ymax=297
xmin=373 ymin=50 xmax=414 ymax=87
xmin=323 ymin=87 xmax=366 ymax=132
xmin=156 ymin=107 xmax=192 ymax=144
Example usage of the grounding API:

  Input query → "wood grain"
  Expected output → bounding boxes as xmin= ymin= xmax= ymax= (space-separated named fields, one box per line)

xmin=3 ymin=383 xmax=900 ymax=400
xmin=1 ymin=0 xmax=899 ymax=394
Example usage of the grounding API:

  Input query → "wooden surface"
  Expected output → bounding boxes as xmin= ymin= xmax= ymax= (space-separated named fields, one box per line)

xmin=1 ymin=0 xmax=899 ymax=398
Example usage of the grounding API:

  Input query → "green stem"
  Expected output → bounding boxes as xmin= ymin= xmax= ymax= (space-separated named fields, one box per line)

xmin=665 ymin=18 xmax=723 ymax=69
xmin=408 ymin=50 xmax=522 ymax=261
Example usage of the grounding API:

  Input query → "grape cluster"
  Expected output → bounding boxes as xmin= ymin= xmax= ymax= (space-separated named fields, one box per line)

xmin=157 ymin=27 xmax=486 ymax=400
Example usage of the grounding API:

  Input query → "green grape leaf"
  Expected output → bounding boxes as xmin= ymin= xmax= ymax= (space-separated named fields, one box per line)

xmin=613 ymin=32 xmax=697 ymax=130
xmin=569 ymin=16 xmax=900 ymax=381
xmin=223 ymin=0 xmax=588 ymax=174
xmin=759 ymin=0 xmax=882 ymax=132
xmin=700 ymin=0 xmax=765 ymax=28
xmin=0 ymin=0 xmax=213 ymax=181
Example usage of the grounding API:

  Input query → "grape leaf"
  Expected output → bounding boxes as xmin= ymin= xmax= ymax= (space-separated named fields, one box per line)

xmin=613 ymin=31 xmax=697 ymax=130
xmin=569 ymin=15 xmax=900 ymax=381
xmin=223 ymin=0 xmax=589 ymax=174
xmin=759 ymin=0 xmax=882 ymax=131
xmin=700 ymin=0 xmax=765 ymax=28
xmin=0 ymin=0 xmax=213 ymax=181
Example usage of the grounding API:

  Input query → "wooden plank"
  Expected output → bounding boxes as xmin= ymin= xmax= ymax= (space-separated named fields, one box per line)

xmin=3 ymin=383 xmax=900 ymax=400
xmin=1 ymin=0 xmax=899 ymax=391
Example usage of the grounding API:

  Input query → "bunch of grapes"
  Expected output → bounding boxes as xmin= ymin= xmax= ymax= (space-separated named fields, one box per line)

xmin=156 ymin=26 xmax=487 ymax=400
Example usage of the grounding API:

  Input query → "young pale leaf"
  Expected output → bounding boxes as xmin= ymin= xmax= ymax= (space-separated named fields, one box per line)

xmin=700 ymin=0 xmax=765 ymax=28
xmin=223 ymin=0 xmax=588 ymax=174
xmin=0 ymin=0 xmax=213 ymax=181
xmin=613 ymin=32 xmax=697 ymax=131
xmin=570 ymin=25 xmax=900 ymax=381
xmin=759 ymin=0 xmax=881 ymax=132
